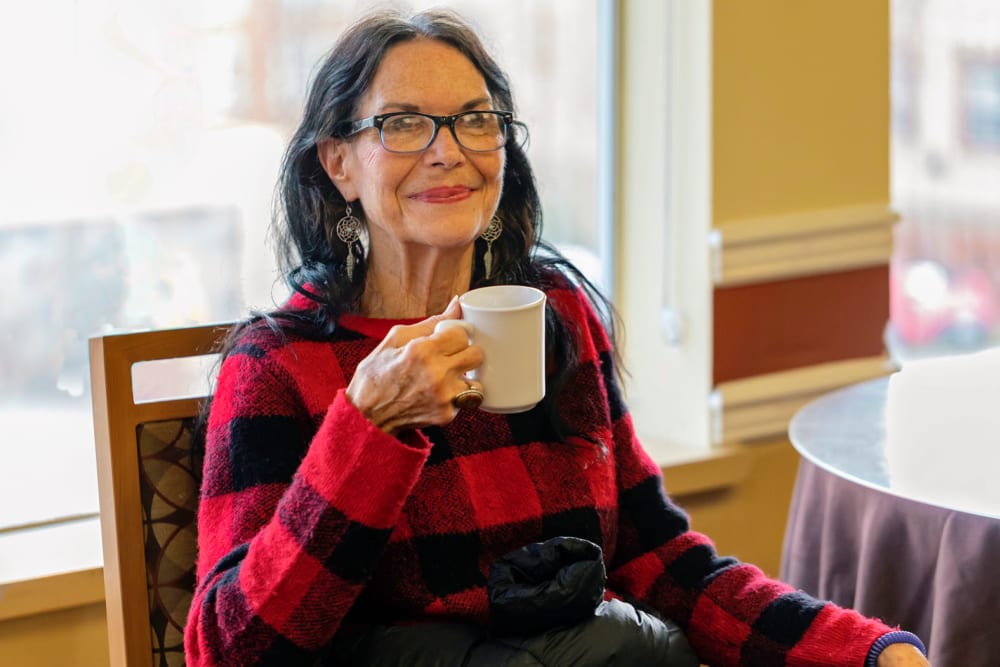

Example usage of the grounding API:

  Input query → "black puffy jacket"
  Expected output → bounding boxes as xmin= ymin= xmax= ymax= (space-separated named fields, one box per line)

xmin=327 ymin=537 xmax=699 ymax=666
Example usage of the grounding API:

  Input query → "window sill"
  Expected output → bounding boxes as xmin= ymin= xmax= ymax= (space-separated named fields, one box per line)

xmin=657 ymin=440 xmax=763 ymax=497
xmin=0 ymin=515 xmax=104 ymax=621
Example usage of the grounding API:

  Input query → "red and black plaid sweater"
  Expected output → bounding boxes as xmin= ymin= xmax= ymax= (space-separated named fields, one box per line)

xmin=185 ymin=282 xmax=894 ymax=666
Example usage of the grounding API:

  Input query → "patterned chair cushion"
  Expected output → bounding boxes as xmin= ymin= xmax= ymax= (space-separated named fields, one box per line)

xmin=138 ymin=418 xmax=199 ymax=667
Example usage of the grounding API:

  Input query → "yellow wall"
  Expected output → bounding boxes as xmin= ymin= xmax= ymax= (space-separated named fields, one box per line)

xmin=671 ymin=439 xmax=800 ymax=578
xmin=0 ymin=603 xmax=109 ymax=667
xmin=705 ymin=0 xmax=890 ymax=571
xmin=713 ymin=0 xmax=890 ymax=221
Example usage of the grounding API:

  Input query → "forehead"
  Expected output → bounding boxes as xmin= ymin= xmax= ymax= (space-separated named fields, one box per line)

xmin=359 ymin=38 xmax=492 ymax=113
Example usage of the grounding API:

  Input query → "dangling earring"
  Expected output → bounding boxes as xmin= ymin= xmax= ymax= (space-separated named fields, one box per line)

xmin=481 ymin=216 xmax=502 ymax=280
xmin=336 ymin=202 xmax=363 ymax=281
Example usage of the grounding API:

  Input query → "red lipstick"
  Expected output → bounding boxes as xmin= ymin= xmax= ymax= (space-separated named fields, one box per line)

xmin=411 ymin=186 xmax=472 ymax=203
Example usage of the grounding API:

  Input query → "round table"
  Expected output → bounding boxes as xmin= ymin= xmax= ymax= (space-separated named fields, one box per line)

xmin=781 ymin=373 xmax=1000 ymax=667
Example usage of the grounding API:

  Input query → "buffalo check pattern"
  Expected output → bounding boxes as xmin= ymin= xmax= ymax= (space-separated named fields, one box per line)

xmin=185 ymin=279 xmax=894 ymax=666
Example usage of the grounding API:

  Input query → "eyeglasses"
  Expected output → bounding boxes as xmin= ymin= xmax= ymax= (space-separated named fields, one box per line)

xmin=339 ymin=110 xmax=515 ymax=154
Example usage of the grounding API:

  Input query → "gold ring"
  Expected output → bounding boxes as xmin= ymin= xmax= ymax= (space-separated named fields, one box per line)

xmin=452 ymin=387 xmax=484 ymax=410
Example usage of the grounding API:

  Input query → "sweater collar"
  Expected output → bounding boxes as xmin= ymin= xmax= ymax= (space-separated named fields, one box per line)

xmin=337 ymin=313 xmax=423 ymax=339
xmin=283 ymin=284 xmax=423 ymax=339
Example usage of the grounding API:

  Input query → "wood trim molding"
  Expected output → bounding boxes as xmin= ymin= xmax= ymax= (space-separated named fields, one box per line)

xmin=0 ymin=567 xmax=104 ymax=622
xmin=710 ymin=355 xmax=896 ymax=444
xmin=710 ymin=203 xmax=898 ymax=287
xmin=660 ymin=443 xmax=755 ymax=496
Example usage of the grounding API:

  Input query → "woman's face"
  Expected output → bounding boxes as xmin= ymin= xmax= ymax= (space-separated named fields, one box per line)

xmin=320 ymin=38 xmax=506 ymax=257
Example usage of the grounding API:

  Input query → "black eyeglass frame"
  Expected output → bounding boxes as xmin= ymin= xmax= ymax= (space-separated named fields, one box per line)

xmin=337 ymin=110 xmax=516 ymax=154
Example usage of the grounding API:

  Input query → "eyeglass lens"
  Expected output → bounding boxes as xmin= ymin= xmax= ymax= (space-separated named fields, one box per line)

xmin=381 ymin=112 xmax=506 ymax=153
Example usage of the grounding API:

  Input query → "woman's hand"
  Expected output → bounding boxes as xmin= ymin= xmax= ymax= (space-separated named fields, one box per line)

xmin=346 ymin=297 xmax=485 ymax=435
xmin=877 ymin=643 xmax=931 ymax=667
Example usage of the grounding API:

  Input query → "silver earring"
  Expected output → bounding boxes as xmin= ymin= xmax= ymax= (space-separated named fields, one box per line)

xmin=336 ymin=203 xmax=363 ymax=281
xmin=481 ymin=216 xmax=502 ymax=279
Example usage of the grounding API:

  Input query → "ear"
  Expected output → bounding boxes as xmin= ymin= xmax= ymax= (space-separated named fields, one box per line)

xmin=317 ymin=138 xmax=359 ymax=202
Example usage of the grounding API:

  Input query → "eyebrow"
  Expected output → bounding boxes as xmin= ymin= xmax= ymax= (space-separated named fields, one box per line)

xmin=378 ymin=97 xmax=494 ymax=114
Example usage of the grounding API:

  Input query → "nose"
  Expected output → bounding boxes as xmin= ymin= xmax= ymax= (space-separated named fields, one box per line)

xmin=423 ymin=122 xmax=466 ymax=167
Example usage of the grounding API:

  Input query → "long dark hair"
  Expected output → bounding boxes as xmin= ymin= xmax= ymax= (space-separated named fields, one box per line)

xmin=212 ymin=8 xmax=621 ymax=447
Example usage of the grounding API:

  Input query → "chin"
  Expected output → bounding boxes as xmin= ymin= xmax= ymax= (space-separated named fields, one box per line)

xmin=412 ymin=214 xmax=486 ymax=237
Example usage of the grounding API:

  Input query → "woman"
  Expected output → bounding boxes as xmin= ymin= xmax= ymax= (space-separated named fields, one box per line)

xmin=185 ymin=9 xmax=931 ymax=667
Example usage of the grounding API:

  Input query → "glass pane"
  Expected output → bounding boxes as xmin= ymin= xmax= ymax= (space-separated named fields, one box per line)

xmin=0 ymin=1 xmax=601 ymax=529
xmin=889 ymin=0 xmax=1000 ymax=363
xmin=132 ymin=355 xmax=220 ymax=404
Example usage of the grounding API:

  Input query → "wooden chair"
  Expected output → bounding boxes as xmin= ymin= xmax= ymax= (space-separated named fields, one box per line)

xmin=90 ymin=323 xmax=232 ymax=667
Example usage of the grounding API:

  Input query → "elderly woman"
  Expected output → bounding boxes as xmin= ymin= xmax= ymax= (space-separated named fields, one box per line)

xmin=185 ymin=9 xmax=931 ymax=667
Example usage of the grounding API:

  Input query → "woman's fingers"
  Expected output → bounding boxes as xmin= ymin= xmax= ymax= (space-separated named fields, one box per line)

xmin=346 ymin=297 xmax=486 ymax=434
xmin=385 ymin=296 xmax=462 ymax=347
xmin=449 ymin=342 xmax=485 ymax=374
xmin=431 ymin=322 xmax=474 ymax=355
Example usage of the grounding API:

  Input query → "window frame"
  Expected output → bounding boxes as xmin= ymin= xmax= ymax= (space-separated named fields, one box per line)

xmin=615 ymin=0 xmax=714 ymax=456
xmin=958 ymin=50 xmax=1000 ymax=152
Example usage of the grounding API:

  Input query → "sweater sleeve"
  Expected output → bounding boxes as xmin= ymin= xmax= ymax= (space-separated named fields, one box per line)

xmin=607 ymin=423 xmax=892 ymax=666
xmin=184 ymin=334 xmax=431 ymax=666
xmin=563 ymin=291 xmax=895 ymax=667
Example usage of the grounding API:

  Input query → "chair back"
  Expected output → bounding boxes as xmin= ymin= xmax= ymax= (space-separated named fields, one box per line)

xmin=90 ymin=323 xmax=232 ymax=667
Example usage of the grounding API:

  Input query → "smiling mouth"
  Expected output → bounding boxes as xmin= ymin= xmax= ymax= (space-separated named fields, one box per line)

xmin=411 ymin=186 xmax=473 ymax=203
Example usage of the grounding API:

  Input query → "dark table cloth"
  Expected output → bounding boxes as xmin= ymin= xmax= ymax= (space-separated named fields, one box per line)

xmin=781 ymin=371 xmax=1000 ymax=667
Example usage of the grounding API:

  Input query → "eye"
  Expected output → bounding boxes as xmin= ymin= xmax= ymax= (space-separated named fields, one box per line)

xmin=458 ymin=112 xmax=499 ymax=133
xmin=464 ymin=112 xmax=487 ymax=127
xmin=382 ymin=114 xmax=427 ymax=134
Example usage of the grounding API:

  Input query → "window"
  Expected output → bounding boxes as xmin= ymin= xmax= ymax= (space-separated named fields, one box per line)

xmin=891 ymin=43 xmax=919 ymax=143
xmin=961 ymin=55 xmax=1000 ymax=149
xmin=0 ymin=1 xmax=605 ymax=531
xmin=888 ymin=0 xmax=1000 ymax=363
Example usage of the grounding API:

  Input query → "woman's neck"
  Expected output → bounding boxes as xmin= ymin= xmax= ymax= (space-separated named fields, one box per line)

xmin=360 ymin=245 xmax=475 ymax=319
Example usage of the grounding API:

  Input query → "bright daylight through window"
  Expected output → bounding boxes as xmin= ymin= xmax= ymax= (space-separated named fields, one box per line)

xmin=0 ymin=0 xmax=601 ymax=531
xmin=889 ymin=0 xmax=1000 ymax=362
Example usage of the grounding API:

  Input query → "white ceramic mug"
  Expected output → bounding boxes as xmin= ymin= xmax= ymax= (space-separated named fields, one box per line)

xmin=436 ymin=285 xmax=546 ymax=413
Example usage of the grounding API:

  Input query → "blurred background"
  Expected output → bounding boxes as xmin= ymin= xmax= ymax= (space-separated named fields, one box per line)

xmin=0 ymin=0 xmax=600 ymax=531
xmin=888 ymin=0 xmax=1000 ymax=362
